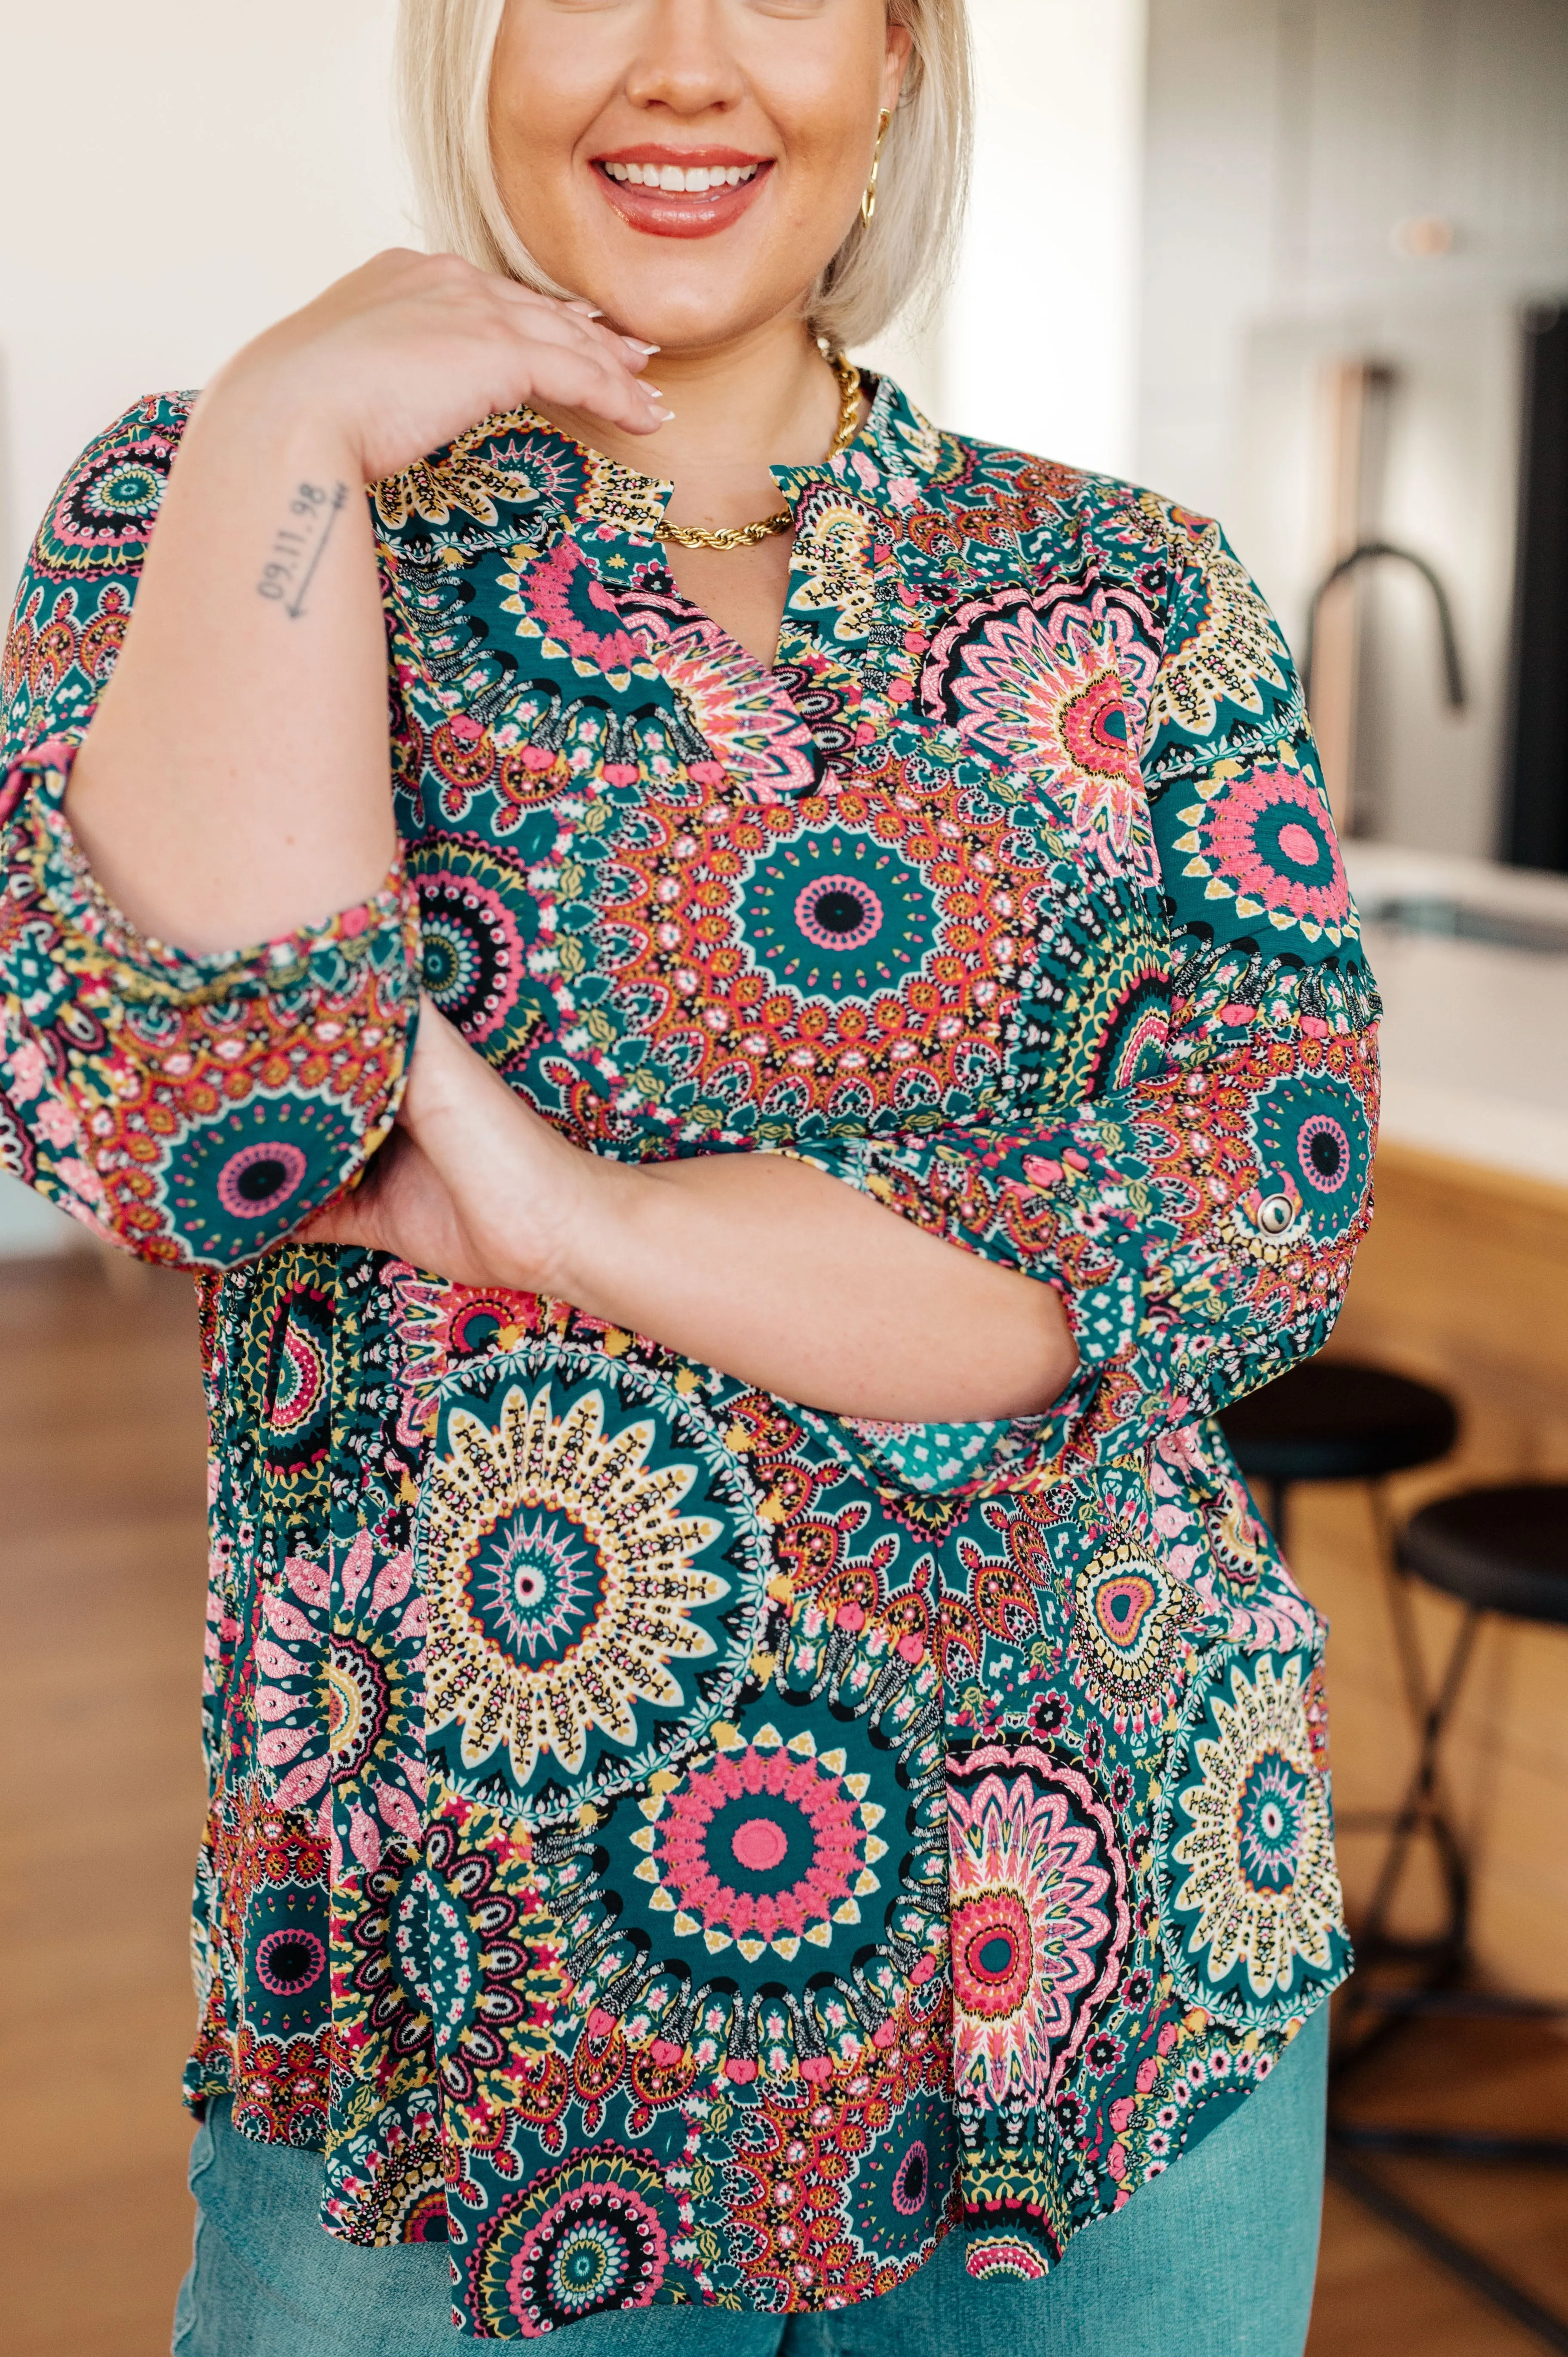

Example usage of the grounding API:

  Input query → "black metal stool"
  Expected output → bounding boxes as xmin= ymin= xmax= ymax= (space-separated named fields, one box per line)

xmin=1328 ymin=1483 xmax=1568 ymax=2353
xmin=1218 ymin=1357 xmax=1458 ymax=1555
xmin=1223 ymin=1376 xmax=1568 ymax=2342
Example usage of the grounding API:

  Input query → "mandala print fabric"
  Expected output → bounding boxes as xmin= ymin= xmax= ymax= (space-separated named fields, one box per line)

xmin=0 ymin=379 xmax=1375 ymax=2336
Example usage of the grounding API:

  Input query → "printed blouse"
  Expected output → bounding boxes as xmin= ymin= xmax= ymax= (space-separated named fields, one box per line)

xmin=0 ymin=375 xmax=1377 ymax=2339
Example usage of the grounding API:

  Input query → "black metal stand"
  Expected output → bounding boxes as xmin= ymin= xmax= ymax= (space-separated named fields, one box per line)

xmin=1327 ymin=1538 xmax=1568 ymax=2349
xmin=1326 ymin=2145 xmax=1568 ymax=2357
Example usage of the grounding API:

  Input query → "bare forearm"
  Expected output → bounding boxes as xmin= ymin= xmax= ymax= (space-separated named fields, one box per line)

xmin=67 ymin=380 xmax=393 ymax=953
xmin=563 ymin=1151 xmax=1078 ymax=1423
xmin=316 ymin=1003 xmax=1079 ymax=1423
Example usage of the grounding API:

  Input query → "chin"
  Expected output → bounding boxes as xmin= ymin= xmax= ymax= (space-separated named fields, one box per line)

xmin=550 ymin=183 xmax=825 ymax=354
xmin=594 ymin=261 xmax=803 ymax=357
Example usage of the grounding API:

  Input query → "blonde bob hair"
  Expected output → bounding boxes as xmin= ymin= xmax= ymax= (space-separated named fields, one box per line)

xmin=395 ymin=0 xmax=971 ymax=350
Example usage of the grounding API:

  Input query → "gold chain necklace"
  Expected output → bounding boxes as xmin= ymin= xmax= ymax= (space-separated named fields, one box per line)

xmin=656 ymin=352 xmax=862 ymax=552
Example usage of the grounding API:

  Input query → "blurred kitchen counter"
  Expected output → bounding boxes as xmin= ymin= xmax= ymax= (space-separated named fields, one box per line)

xmin=1347 ymin=840 xmax=1568 ymax=1189
xmin=1292 ymin=847 xmax=1568 ymax=1997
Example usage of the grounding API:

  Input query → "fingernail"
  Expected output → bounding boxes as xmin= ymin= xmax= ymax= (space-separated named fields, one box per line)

xmin=623 ymin=337 xmax=660 ymax=355
xmin=641 ymin=384 xmax=665 ymax=399
xmin=570 ymin=302 xmax=604 ymax=318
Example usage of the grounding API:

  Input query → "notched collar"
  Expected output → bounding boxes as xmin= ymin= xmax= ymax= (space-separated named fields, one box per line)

xmin=374 ymin=373 xmax=946 ymax=548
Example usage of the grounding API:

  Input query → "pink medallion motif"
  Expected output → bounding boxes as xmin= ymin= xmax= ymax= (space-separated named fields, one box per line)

xmin=626 ymin=607 xmax=818 ymax=798
xmin=654 ymin=1743 xmax=865 ymax=1946
xmin=933 ymin=589 xmax=1161 ymax=884
xmin=1198 ymin=767 xmax=1349 ymax=927
xmin=947 ymin=1742 xmax=1129 ymax=2107
xmin=520 ymin=537 xmax=643 ymax=671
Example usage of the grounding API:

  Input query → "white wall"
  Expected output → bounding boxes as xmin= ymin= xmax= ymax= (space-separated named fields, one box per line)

xmin=1 ymin=0 xmax=405 ymax=597
xmin=937 ymin=0 xmax=1147 ymax=476
xmin=1140 ymin=0 xmax=1568 ymax=541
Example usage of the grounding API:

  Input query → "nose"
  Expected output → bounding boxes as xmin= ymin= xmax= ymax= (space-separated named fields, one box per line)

xmin=624 ymin=0 xmax=747 ymax=119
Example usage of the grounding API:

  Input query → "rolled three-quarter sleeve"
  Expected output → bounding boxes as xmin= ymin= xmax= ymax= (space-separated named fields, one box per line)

xmin=790 ymin=511 xmax=1381 ymax=1477
xmin=0 ymin=397 xmax=420 ymax=1267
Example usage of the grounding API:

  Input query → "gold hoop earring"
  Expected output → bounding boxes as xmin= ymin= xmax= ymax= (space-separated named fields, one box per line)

xmin=861 ymin=108 xmax=893 ymax=227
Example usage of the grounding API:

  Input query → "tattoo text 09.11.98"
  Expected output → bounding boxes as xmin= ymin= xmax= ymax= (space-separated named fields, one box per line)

xmin=255 ymin=480 xmax=348 ymax=619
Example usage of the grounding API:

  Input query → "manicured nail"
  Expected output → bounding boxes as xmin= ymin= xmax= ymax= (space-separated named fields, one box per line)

xmin=570 ymin=302 xmax=604 ymax=317
xmin=623 ymin=337 xmax=660 ymax=355
xmin=640 ymin=384 xmax=666 ymax=399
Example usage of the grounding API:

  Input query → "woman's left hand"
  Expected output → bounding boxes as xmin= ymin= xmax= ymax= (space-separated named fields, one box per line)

xmin=298 ymin=995 xmax=593 ymax=1288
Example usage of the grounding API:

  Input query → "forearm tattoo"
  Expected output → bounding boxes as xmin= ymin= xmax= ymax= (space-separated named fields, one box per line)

xmin=255 ymin=480 xmax=347 ymax=617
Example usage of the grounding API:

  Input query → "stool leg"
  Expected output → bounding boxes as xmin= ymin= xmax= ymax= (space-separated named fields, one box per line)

xmin=1373 ymin=1486 xmax=1431 ymax=1731
xmin=1326 ymin=2148 xmax=1568 ymax=2355
xmin=1327 ymin=1509 xmax=1568 ymax=2349
xmin=1359 ymin=1602 xmax=1479 ymax=1967
xmin=1337 ymin=1489 xmax=1478 ymax=2030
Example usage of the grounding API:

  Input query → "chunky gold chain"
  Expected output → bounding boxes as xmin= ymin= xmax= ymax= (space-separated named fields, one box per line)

xmin=655 ymin=353 xmax=862 ymax=552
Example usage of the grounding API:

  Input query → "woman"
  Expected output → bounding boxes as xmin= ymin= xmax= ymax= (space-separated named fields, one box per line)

xmin=0 ymin=0 xmax=1377 ymax=2348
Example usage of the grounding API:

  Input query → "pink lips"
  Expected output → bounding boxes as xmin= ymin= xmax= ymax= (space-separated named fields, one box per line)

xmin=592 ymin=147 xmax=773 ymax=240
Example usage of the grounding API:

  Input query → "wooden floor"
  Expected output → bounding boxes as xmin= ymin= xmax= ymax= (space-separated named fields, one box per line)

xmin=1 ymin=1252 xmax=1565 ymax=2357
xmin=1 ymin=1255 xmax=210 ymax=2357
xmin=1312 ymin=2010 xmax=1568 ymax=2357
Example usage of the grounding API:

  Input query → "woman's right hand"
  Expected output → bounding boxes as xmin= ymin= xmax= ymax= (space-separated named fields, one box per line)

xmin=212 ymin=248 xmax=669 ymax=484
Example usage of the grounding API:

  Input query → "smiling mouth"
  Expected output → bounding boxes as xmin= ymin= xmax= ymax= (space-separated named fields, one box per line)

xmin=603 ymin=158 xmax=763 ymax=193
xmin=592 ymin=152 xmax=772 ymax=239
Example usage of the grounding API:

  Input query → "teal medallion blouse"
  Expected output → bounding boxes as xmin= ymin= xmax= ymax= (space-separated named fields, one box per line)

xmin=0 ymin=375 xmax=1375 ymax=2337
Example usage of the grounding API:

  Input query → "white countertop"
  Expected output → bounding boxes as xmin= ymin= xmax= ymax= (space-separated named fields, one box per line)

xmin=1345 ymin=842 xmax=1568 ymax=1190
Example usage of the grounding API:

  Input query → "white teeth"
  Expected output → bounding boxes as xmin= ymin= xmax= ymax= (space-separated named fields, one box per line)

xmin=604 ymin=160 xmax=760 ymax=192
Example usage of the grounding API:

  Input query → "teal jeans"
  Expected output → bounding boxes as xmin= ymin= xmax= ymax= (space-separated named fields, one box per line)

xmin=172 ymin=2004 xmax=1326 ymax=2356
